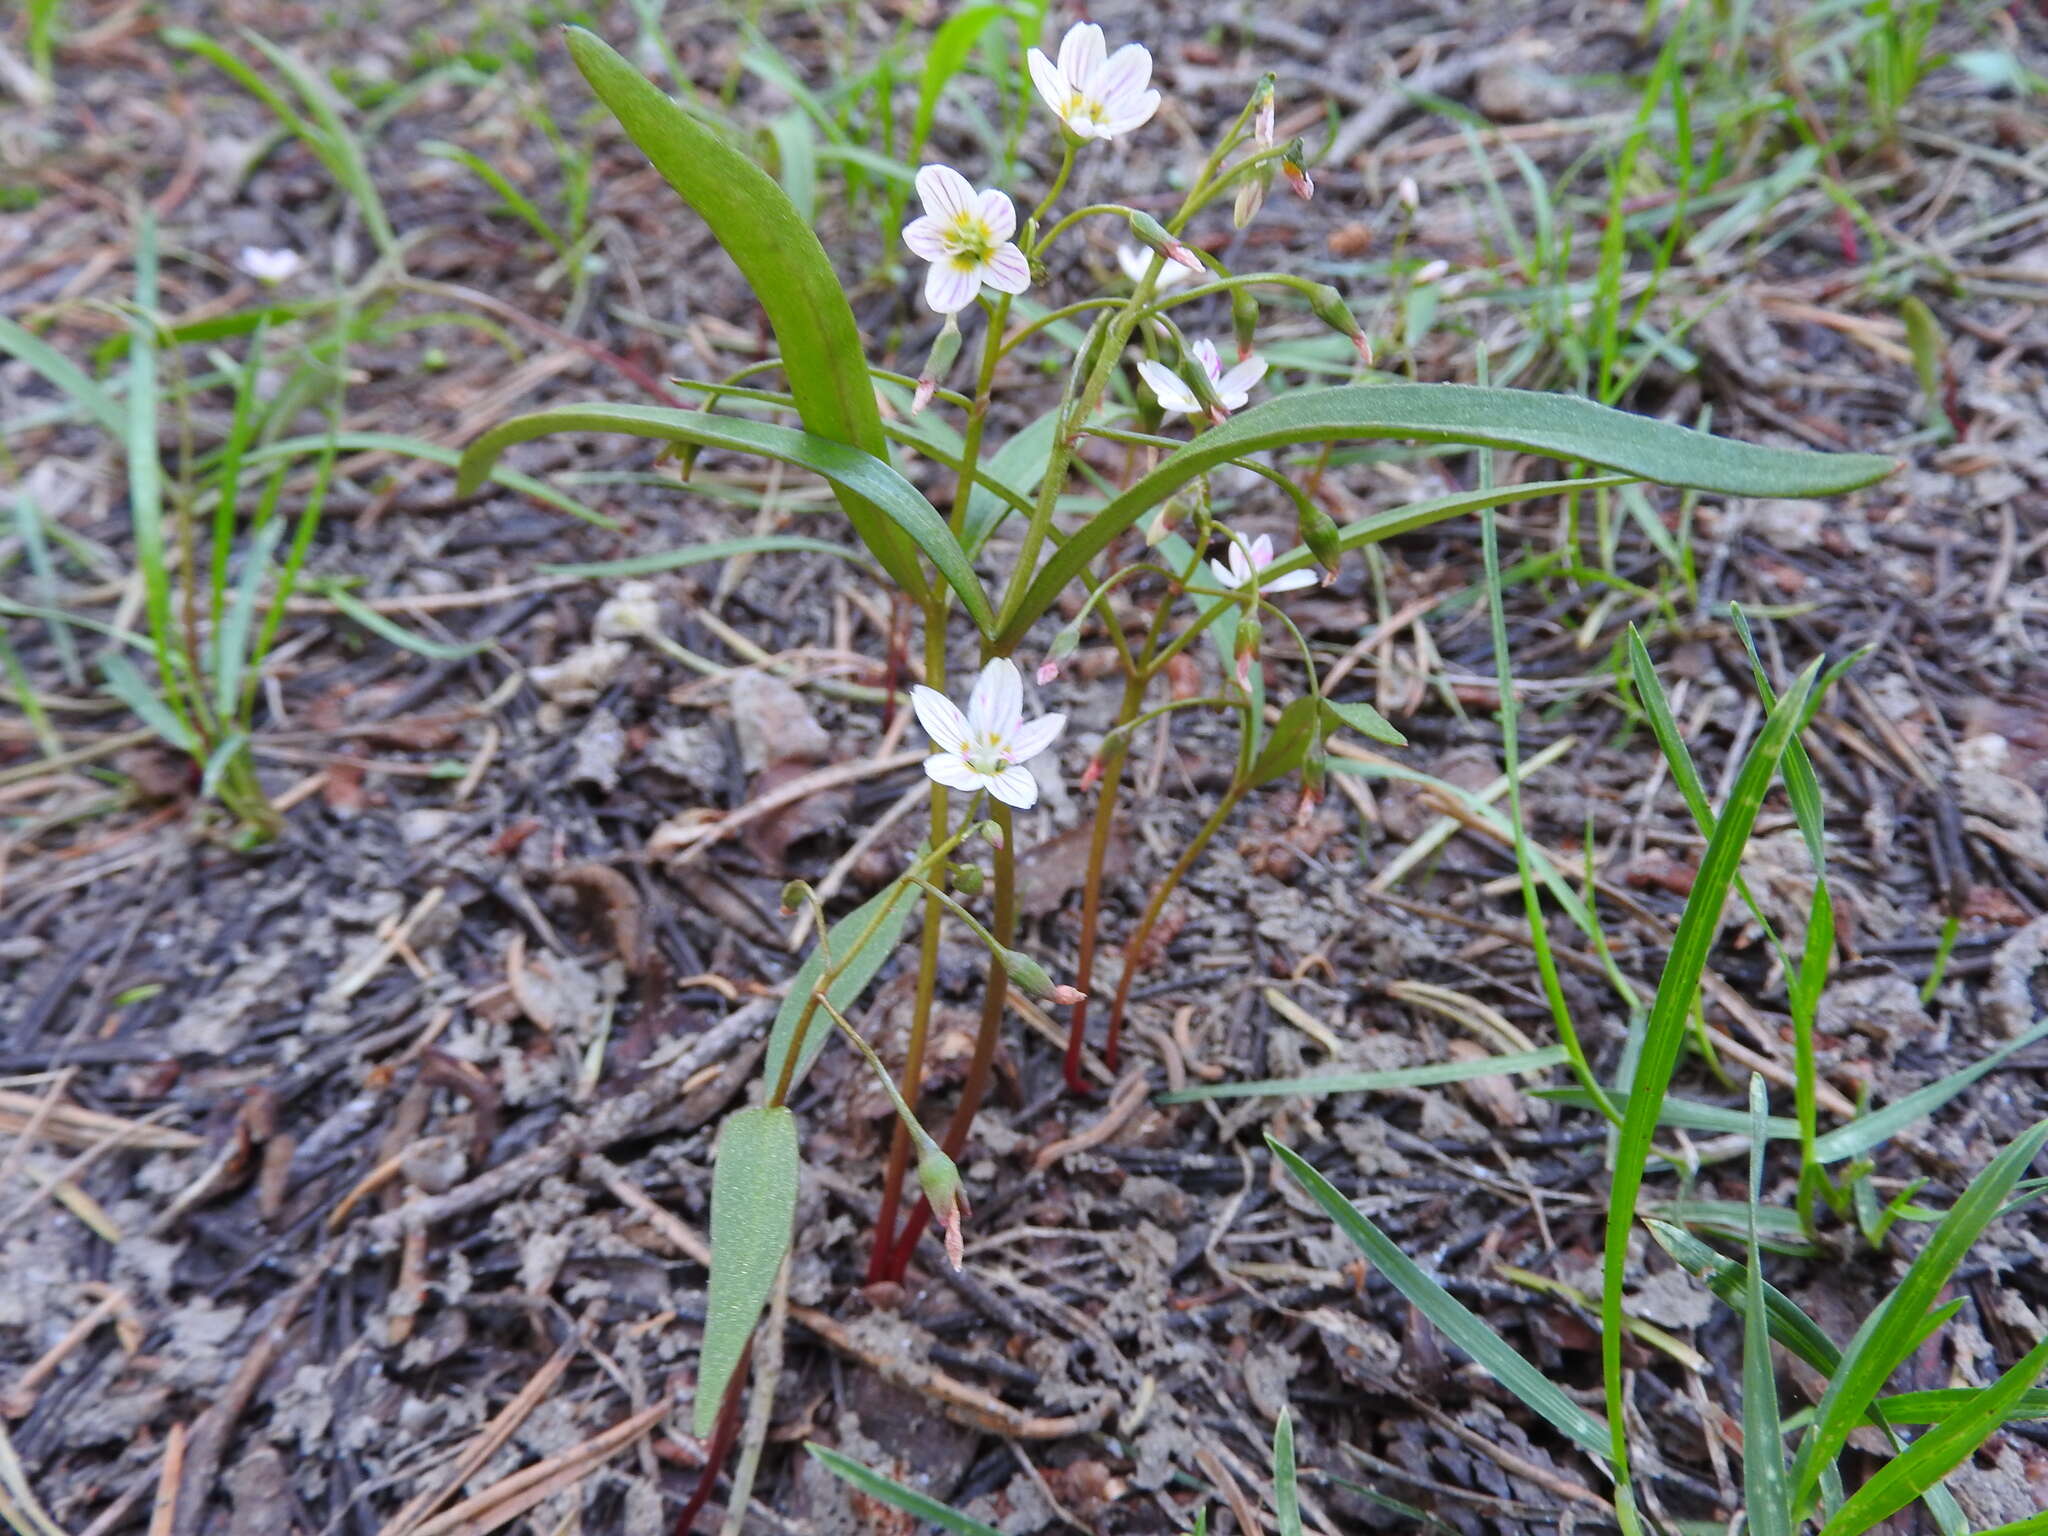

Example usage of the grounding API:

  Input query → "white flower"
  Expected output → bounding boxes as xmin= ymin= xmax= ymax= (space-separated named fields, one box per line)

xmin=1135 ymin=339 xmax=1266 ymax=418
xmin=1028 ymin=23 xmax=1159 ymax=142
xmin=1115 ymin=243 xmax=1198 ymax=292
xmin=237 ymin=246 xmax=302 ymax=284
xmin=901 ymin=165 xmax=1032 ymax=315
xmin=911 ymin=658 xmax=1065 ymax=810
xmin=1210 ymin=533 xmax=1317 ymax=595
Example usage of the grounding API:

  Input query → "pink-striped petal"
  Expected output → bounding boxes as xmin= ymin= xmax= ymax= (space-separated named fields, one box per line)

xmin=911 ymin=684 xmax=971 ymax=753
xmin=1086 ymin=43 xmax=1152 ymax=107
xmin=924 ymin=260 xmax=981 ymax=314
xmin=924 ymin=753 xmax=986 ymax=793
xmin=1217 ymin=358 xmax=1267 ymax=399
xmin=989 ymin=764 xmax=1040 ymax=809
xmin=915 ymin=163 xmax=976 ymax=220
xmin=980 ymin=244 xmax=1031 ymax=295
xmin=1007 ymin=712 xmax=1066 ymax=763
xmin=1099 ymin=92 xmax=1160 ymax=137
xmin=1248 ymin=534 xmax=1276 ymax=567
xmin=966 ymin=657 xmax=1022 ymax=736
xmin=1027 ymin=49 xmax=1069 ymax=118
xmin=902 ymin=215 xmax=951 ymax=262
xmin=1056 ymin=23 xmax=1104 ymax=90
xmin=1136 ymin=358 xmax=1197 ymax=414
xmin=974 ymin=188 xmax=1016 ymax=242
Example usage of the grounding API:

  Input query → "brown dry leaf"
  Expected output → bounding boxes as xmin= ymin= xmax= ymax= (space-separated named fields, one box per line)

xmin=1447 ymin=1038 xmax=1527 ymax=1127
xmin=742 ymin=758 xmax=854 ymax=870
xmin=1015 ymin=820 xmax=1131 ymax=918
xmin=504 ymin=933 xmax=603 ymax=1033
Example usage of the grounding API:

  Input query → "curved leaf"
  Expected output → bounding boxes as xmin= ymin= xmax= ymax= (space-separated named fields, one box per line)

xmin=698 ymin=1106 xmax=799 ymax=1436
xmin=805 ymin=1445 xmax=1003 ymax=1536
xmin=563 ymin=27 xmax=928 ymax=602
xmin=997 ymin=385 xmax=1895 ymax=647
xmin=456 ymin=403 xmax=993 ymax=634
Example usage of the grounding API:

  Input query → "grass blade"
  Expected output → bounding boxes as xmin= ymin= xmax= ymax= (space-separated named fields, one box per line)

xmin=1602 ymin=657 xmax=1820 ymax=1477
xmin=1269 ymin=1136 xmax=1611 ymax=1463
xmin=1273 ymin=1407 xmax=1302 ymax=1536
xmin=1743 ymin=1076 xmax=1793 ymax=1536
xmin=1159 ymin=1046 xmax=1567 ymax=1104
xmin=1792 ymin=1117 xmax=2048 ymax=1509
xmin=804 ymin=1444 xmax=1002 ymax=1535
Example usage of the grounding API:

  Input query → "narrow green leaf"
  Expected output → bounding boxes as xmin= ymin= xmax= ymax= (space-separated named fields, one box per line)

xmin=1872 ymin=1389 xmax=2048 ymax=1426
xmin=240 ymin=431 xmax=616 ymax=529
xmin=763 ymin=886 xmax=915 ymax=1099
xmin=319 ymin=584 xmax=495 ymax=660
xmin=0 ymin=313 xmax=123 ymax=434
xmin=456 ymin=403 xmax=990 ymax=634
xmin=543 ymin=536 xmax=875 ymax=580
xmin=1270 ymin=1136 xmax=1611 ymax=1462
xmin=1534 ymin=1087 xmax=1800 ymax=1140
xmin=421 ymin=140 xmax=568 ymax=253
xmin=1274 ymin=1407 xmax=1302 ymax=1536
xmin=1159 ymin=1046 xmax=1567 ymax=1104
xmin=804 ymin=1444 xmax=1003 ymax=1536
xmin=1821 ymin=1332 xmax=2048 ymax=1536
xmin=1793 ymin=1118 xmax=2048 ymax=1508
xmin=698 ymin=1106 xmax=799 ymax=1436
xmin=961 ymin=405 xmax=1059 ymax=556
xmin=1604 ymin=659 xmax=1821 ymax=1475
xmin=1321 ymin=698 xmax=1407 ymax=747
xmin=1972 ymin=1513 xmax=2048 ymax=1536
xmin=213 ymin=516 xmax=286 ymax=717
xmin=101 ymin=653 xmax=197 ymax=754
xmin=562 ymin=27 xmax=928 ymax=602
xmin=912 ymin=4 xmax=1014 ymax=158
xmin=1645 ymin=1221 xmax=1841 ymax=1380
xmin=1812 ymin=1021 xmax=2048 ymax=1163
xmin=997 ymin=386 xmax=1895 ymax=647
xmin=1744 ymin=1077 xmax=1794 ymax=1536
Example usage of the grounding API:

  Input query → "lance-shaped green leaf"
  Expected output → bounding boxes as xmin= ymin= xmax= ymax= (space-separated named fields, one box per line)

xmin=763 ymin=885 xmax=915 ymax=1098
xmin=562 ymin=26 xmax=929 ymax=602
xmin=805 ymin=1445 xmax=1003 ymax=1535
xmin=456 ymin=403 xmax=992 ymax=635
xmin=1270 ymin=1136 xmax=1611 ymax=1463
xmin=1247 ymin=694 xmax=1322 ymax=788
xmin=995 ymin=386 xmax=1895 ymax=648
xmin=697 ymin=1106 xmax=800 ymax=1435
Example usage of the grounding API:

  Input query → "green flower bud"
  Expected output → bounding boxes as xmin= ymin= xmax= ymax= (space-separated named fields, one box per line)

xmin=1233 ymin=164 xmax=1271 ymax=229
xmin=1298 ymin=500 xmax=1343 ymax=581
xmin=914 ymin=315 xmax=962 ymax=414
xmin=950 ymin=861 xmax=984 ymax=897
xmin=1307 ymin=283 xmax=1373 ymax=365
xmin=1126 ymin=210 xmax=1203 ymax=276
xmin=779 ymin=879 xmax=813 ymax=917
xmin=977 ymin=819 xmax=1004 ymax=849
xmin=1231 ymin=287 xmax=1260 ymax=360
xmin=916 ymin=1137 xmax=970 ymax=1271
xmin=1000 ymin=946 xmax=1056 ymax=998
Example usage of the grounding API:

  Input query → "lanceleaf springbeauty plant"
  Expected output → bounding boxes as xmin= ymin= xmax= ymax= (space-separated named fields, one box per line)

xmin=457 ymin=14 xmax=1897 ymax=1508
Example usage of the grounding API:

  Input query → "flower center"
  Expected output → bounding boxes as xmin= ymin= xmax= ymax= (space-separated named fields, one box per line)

xmin=965 ymin=734 xmax=1011 ymax=776
xmin=946 ymin=214 xmax=996 ymax=268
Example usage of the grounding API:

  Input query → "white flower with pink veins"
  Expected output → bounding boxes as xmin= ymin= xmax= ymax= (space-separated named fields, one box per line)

xmin=901 ymin=165 xmax=1032 ymax=315
xmin=911 ymin=658 xmax=1065 ymax=810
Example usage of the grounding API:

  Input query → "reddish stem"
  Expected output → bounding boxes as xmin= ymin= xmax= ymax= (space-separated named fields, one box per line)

xmin=674 ymin=1336 xmax=752 ymax=1535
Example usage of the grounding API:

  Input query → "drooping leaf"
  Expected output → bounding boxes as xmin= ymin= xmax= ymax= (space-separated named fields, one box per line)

xmin=1247 ymin=694 xmax=1321 ymax=788
xmin=562 ymin=27 xmax=929 ymax=601
xmin=1321 ymin=698 xmax=1407 ymax=747
xmin=456 ymin=403 xmax=991 ymax=634
xmin=697 ymin=1106 xmax=800 ymax=1436
xmin=996 ymin=386 xmax=1895 ymax=647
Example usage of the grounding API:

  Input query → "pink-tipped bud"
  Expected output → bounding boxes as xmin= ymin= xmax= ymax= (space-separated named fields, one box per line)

xmin=1252 ymin=75 xmax=1276 ymax=148
xmin=1036 ymin=659 xmax=1060 ymax=685
xmin=912 ymin=375 xmax=938 ymax=414
xmin=1351 ymin=332 xmax=1375 ymax=366
xmin=1050 ymin=984 xmax=1088 ymax=1006
xmin=1236 ymin=652 xmax=1253 ymax=687
xmin=1080 ymin=757 xmax=1104 ymax=792
xmin=1283 ymin=159 xmax=1314 ymax=201
xmin=916 ymin=1141 xmax=969 ymax=1272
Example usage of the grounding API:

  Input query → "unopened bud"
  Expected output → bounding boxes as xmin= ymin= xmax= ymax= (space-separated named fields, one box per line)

xmin=779 ymin=879 xmax=812 ymax=917
xmin=1000 ymin=947 xmax=1058 ymax=999
xmin=1414 ymin=258 xmax=1450 ymax=285
xmin=1079 ymin=756 xmax=1104 ymax=792
xmin=1282 ymin=140 xmax=1313 ymax=201
xmin=1144 ymin=496 xmax=1188 ymax=545
xmin=1038 ymin=620 xmax=1083 ymax=683
xmin=1050 ymin=984 xmax=1087 ymax=1006
xmin=1299 ymin=501 xmax=1343 ymax=582
xmin=977 ymin=819 xmax=1004 ymax=849
xmin=915 ymin=1138 xmax=970 ymax=1271
xmin=1234 ymin=613 xmax=1260 ymax=687
xmin=1397 ymin=175 xmax=1420 ymax=213
xmin=1252 ymin=74 xmax=1276 ymax=147
xmin=1231 ymin=287 xmax=1260 ymax=361
xmin=914 ymin=315 xmax=962 ymax=416
xmin=1233 ymin=165 xmax=1270 ymax=229
xmin=1127 ymin=210 xmax=1203 ymax=274
xmin=950 ymin=861 xmax=984 ymax=897
xmin=1035 ymin=660 xmax=1059 ymax=685
xmin=1307 ymin=282 xmax=1372 ymax=366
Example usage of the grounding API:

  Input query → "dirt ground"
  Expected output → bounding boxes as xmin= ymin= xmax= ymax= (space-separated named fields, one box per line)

xmin=8 ymin=1 xmax=2048 ymax=1532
